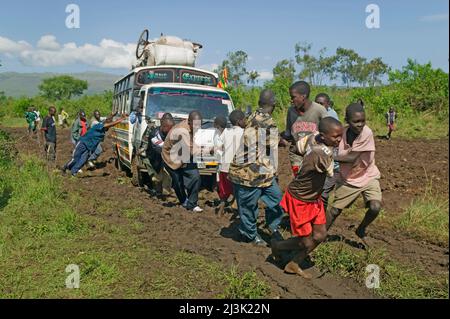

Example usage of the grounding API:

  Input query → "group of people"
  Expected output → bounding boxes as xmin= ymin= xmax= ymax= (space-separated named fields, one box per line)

xmin=32 ymin=105 xmax=117 ymax=169
xmin=32 ymin=79 xmax=385 ymax=278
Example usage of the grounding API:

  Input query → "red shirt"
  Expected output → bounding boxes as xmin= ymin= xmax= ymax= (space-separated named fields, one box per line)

xmin=80 ymin=120 xmax=88 ymax=136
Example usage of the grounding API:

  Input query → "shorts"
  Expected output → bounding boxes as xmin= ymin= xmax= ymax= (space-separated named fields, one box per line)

xmin=332 ymin=178 xmax=382 ymax=210
xmin=218 ymin=172 xmax=233 ymax=200
xmin=280 ymin=191 xmax=326 ymax=237
xmin=388 ymin=124 xmax=395 ymax=131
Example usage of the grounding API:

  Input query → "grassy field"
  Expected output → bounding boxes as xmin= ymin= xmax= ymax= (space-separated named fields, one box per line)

xmin=312 ymin=242 xmax=448 ymax=299
xmin=0 ymin=138 xmax=270 ymax=298
xmin=0 ymin=117 xmax=28 ymax=128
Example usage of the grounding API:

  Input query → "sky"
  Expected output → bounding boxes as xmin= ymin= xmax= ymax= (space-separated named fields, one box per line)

xmin=0 ymin=0 xmax=448 ymax=82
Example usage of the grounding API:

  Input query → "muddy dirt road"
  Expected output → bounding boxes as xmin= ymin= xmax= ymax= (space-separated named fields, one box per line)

xmin=4 ymin=127 xmax=449 ymax=298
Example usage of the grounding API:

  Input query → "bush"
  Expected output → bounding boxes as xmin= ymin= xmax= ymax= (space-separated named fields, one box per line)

xmin=0 ymin=91 xmax=113 ymax=121
xmin=350 ymin=60 xmax=449 ymax=119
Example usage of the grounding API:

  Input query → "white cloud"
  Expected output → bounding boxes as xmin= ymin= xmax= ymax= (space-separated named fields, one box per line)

xmin=0 ymin=35 xmax=136 ymax=69
xmin=0 ymin=36 xmax=32 ymax=54
xmin=258 ymin=71 xmax=273 ymax=81
xmin=37 ymin=35 xmax=61 ymax=51
xmin=419 ymin=14 xmax=449 ymax=22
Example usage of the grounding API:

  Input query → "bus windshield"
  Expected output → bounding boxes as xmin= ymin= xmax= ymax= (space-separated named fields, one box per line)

xmin=146 ymin=87 xmax=232 ymax=120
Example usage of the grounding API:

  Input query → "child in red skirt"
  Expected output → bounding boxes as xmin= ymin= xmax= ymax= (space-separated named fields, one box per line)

xmin=271 ymin=117 xmax=343 ymax=278
xmin=214 ymin=110 xmax=246 ymax=214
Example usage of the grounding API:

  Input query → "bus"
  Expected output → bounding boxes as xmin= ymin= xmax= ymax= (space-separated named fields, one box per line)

xmin=111 ymin=65 xmax=235 ymax=187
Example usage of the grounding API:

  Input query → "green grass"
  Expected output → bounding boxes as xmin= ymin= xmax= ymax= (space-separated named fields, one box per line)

xmin=313 ymin=242 xmax=449 ymax=299
xmin=272 ymin=87 xmax=449 ymax=140
xmin=336 ymin=188 xmax=449 ymax=247
xmin=0 ymin=137 xmax=270 ymax=298
xmin=0 ymin=117 xmax=27 ymax=128
xmin=394 ymin=190 xmax=449 ymax=246
xmin=367 ymin=111 xmax=449 ymax=140
xmin=220 ymin=266 xmax=270 ymax=299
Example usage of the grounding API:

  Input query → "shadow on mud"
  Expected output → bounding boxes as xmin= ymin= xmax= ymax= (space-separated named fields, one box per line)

xmin=326 ymin=234 xmax=367 ymax=250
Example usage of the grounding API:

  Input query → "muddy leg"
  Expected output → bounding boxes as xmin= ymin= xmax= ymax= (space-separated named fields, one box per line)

xmin=283 ymin=225 xmax=327 ymax=279
xmin=326 ymin=207 xmax=342 ymax=230
xmin=356 ymin=200 xmax=381 ymax=239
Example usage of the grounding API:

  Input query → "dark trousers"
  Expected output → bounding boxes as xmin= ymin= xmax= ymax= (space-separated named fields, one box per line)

xmin=64 ymin=142 xmax=90 ymax=175
xmin=164 ymin=163 xmax=201 ymax=210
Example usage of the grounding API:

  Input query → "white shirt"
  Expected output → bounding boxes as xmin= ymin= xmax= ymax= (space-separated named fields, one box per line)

xmin=215 ymin=126 xmax=244 ymax=173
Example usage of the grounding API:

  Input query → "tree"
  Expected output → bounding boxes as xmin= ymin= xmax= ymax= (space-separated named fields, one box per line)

xmin=38 ymin=75 xmax=88 ymax=100
xmin=295 ymin=43 xmax=338 ymax=86
xmin=216 ymin=51 xmax=249 ymax=87
xmin=335 ymin=47 xmax=366 ymax=87
xmin=295 ymin=42 xmax=317 ymax=85
xmin=366 ymin=57 xmax=390 ymax=87
xmin=247 ymin=70 xmax=260 ymax=86
xmin=264 ymin=59 xmax=296 ymax=114
xmin=388 ymin=59 xmax=449 ymax=113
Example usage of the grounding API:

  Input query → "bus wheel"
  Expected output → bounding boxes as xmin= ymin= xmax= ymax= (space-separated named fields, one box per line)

xmin=131 ymin=157 xmax=144 ymax=188
xmin=114 ymin=147 xmax=124 ymax=171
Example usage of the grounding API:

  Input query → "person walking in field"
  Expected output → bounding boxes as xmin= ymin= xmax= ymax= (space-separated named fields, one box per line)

xmin=327 ymin=103 xmax=382 ymax=245
xmin=228 ymin=90 xmax=284 ymax=245
xmin=33 ymin=107 xmax=41 ymax=130
xmin=271 ymin=117 xmax=343 ymax=278
xmin=385 ymin=107 xmax=397 ymax=140
xmin=40 ymin=106 xmax=57 ymax=163
xmin=279 ymin=81 xmax=328 ymax=176
xmin=213 ymin=111 xmax=246 ymax=215
xmin=58 ymin=108 xmax=69 ymax=128
xmin=62 ymin=113 xmax=126 ymax=177
xmin=25 ymin=107 xmax=37 ymax=135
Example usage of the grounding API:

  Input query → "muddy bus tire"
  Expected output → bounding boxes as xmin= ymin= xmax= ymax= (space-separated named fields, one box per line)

xmin=131 ymin=156 xmax=144 ymax=188
xmin=114 ymin=146 xmax=125 ymax=171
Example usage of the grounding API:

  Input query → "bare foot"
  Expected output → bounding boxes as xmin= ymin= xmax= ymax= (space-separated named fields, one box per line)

xmin=355 ymin=227 xmax=371 ymax=248
xmin=283 ymin=261 xmax=313 ymax=279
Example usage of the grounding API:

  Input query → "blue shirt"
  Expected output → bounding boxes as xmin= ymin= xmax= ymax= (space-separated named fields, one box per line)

xmin=326 ymin=107 xmax=339 ymax=121
xmin=80 ymin=123 xmax=105 ymax=152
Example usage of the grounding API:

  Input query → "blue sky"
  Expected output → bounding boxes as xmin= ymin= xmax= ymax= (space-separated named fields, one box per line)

xmin=0 ymin=0 xmax=448 ymax=81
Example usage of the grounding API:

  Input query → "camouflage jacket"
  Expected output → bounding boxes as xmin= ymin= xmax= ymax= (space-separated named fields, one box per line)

xmin=228 ymin=109 xmax=279 ymax=188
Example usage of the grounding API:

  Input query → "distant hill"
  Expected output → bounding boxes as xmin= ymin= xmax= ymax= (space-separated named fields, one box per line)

xmin=0 ymin=71 xmax=123 ymax=97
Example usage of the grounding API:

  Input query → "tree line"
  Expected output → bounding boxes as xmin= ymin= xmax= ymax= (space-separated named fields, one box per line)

xmin=215 ymin=43 xmax=390 ymax=88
